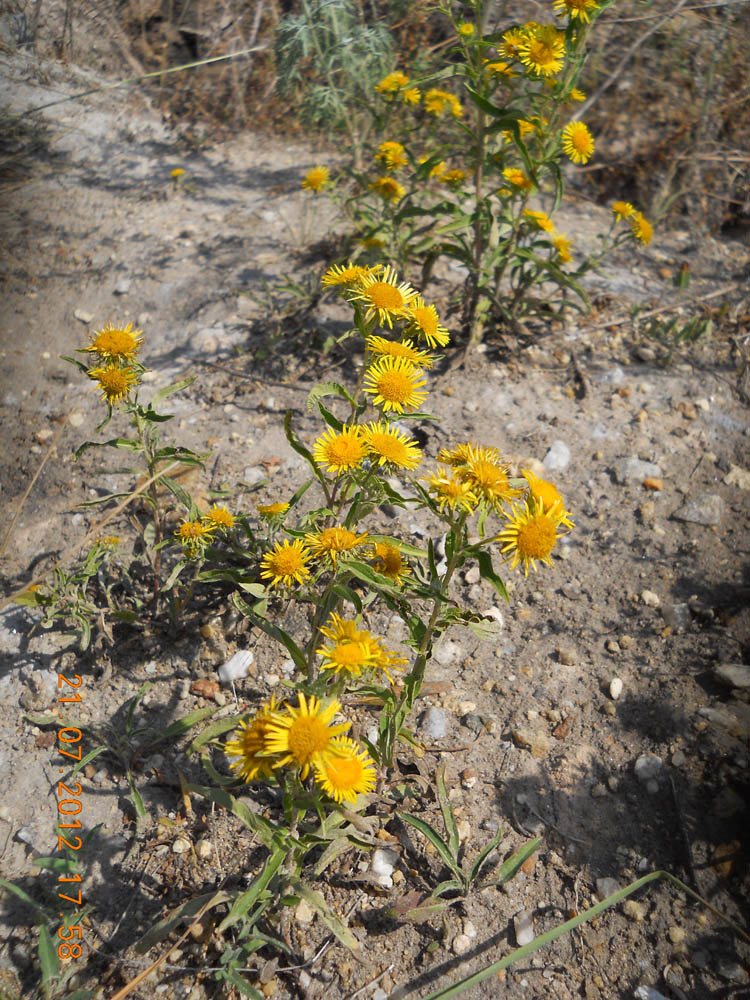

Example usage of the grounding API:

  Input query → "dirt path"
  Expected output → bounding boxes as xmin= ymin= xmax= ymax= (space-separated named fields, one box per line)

xmin=1 ymin=49 xmax=749 ymax=1000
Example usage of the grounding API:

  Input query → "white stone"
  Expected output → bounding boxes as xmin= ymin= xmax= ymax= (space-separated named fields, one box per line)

xmin=217 ymin=650 xmax=254 ymax=684
xmin=452 ymin=933 xmax=472 ymax=955
xmin=634 ymin=754 xmax=663 ymax=783
xmin=513 ymin=909 xmax=534 ymax=946
xmin=641 ymin=589 xmax=660 ymax=608
xmin=371 ymin=848 xmax=398 ymax=878
xmin=172 ymin=837 xmax=191 ymax=854
xmin=542 ymin=440 xmax=571 ymax=472
xmin=295 ymin=899 xmax=315 ymax=925
xmin=609 ymin=677 xmax=623 ymax=700
xmin=74 ymin=308 xmax=94 ymax=324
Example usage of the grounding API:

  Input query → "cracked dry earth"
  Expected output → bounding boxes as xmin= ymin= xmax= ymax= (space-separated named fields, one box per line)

xmin=1 ymin=47 xmax=750 ymax=1000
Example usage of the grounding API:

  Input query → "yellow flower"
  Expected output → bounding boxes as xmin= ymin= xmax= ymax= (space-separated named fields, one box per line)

xmin=87 ymin=364 xmax=140 ymax=405
xmin=424 ymin=467 xmax=478 ymax=515
xmin=322 ymin=263 xmax=375 ymax=288
xmin=170 ymin=167 xmax=185 ymax=179
xmin=313 ymin=737 xmax=377 ymax=804
xmin=375 ymin=70 xmax=410 ymax=94
xmin=317 ymin=633 xmax=377 ymax=678
xmin=569 ymin=87 xmax=586 ymax=102
xmin=561 ymin=121 xmax=594 ymax=164
xmin=437 ymin=442 xmax=477 ymax=468
xmin=442 ymin=168 xmax=467 ymax=188
xmin=518 ymin=24 xmax=566 ymax=76
xmin=372 ymin=541 xmax=411 ymax=583
xmin=204 ymin=504 xmax=234 ymax=531
xmin=630 ymin=211 xmax=654 ymax=246
xmin=403 ymin=297 xmax=451 ymax=348
xmin=369 ymin=176 xmax=406 ymax=203
xmin=426 ymin=159 xmax=447 ymax=180
xmin=375 ymin=141 xmax=408 ymax=171
xmin=612 ymin=201 xmax=636 ymax=222
xmin=257 ymin=501 xmax=290 ymax=518
xmin=302 ymin=166 xmax=330 ymax=192
xmin=317 ymin=613 xmax=407 ymax=684
xmin=523 ymin=209 xmax=555 ymax=233
xmin=363 ymin=356 xmax=427 ymax=414
xmin=522 ymin=470 xmax=574 ymax=529
xmin=366 ymin=335 xmax=435 ymax=369
xmin=264 ymin=694 xmax=349 ymax=779
xmin=176 ymin=518 xmax=215 ymax=555
xmin=496 ymin=498 xmax=567 ymax=576
xmin=501 ymin=28 xmax=526 ymax=60
xmin=403 ymin=86 xmax=421 ymax=105
xmin=553 ymin=234 xmax=573 ymax=263
xmin=260 ymin=538 xmax=312 ymax=588
xmin=458 ymin=22 xmax=475 ymax=36
xmin=313 ymin=425 xmax=368 ymax=476
xmin=225 ymin=700 xmax=279 ymax=783
xmin=424 ymin=88 xmax=463 ymax=118
xmin=502 ymin=167 xmax=533 ymax=190
xmin=485 ymin=60 xmax=516 ymax=78
xmin=458 ymin=451 xmax=524 ymax=510
xmin=553 ymin=0 xmax=600 ymax=22
xmin=348 ymin=265 xmax=417 ymax=328
xmin=85 ymin=321 xmax=143 ymax=361
xmin=363 ymin=420 xmax=422 ymax=470
xmin=304 ymin=526 xmax=369 ymax=566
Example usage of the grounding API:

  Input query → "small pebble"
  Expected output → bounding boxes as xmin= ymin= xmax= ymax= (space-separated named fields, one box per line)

xmin=295 ymin=899 xmax=315 ymax=925
xmin=196 ymin=839 xmax=212 ymax=859
xmin=622 ymin=899 xmax=646 ymax=922
xmin=371 ymin=848 xmax=398 ymax=878
xmin=172 ymin=838 xmax=191 ymax=855
xmin=461 ymin=768 xmax=478 ymax=790
xmin=609 ymin=677 xmax=623 ymax=700
xmin=591 ymin=783 xmax=607 ymax=798
xmin=513 ymin=909 xmax=534 ymax=946
xmin=452 ymin=934 xmax=472 ymax=955
xmin=463 ymin=919 xmax=477 ymax=939
xmin=634 ymin=753 xmax=663 ymax=783
xmin=595 ymin=877 xmax=621 ymax=901
xmin=668 ymin=925 xmax=686 ymax=944
xmin=420 ymin=706 xmax=448 ymax=740
xmin=557 ymin=647 xmax=575 ymax=665
xmin=217 ymin=650 xmax=254 ymax=684
xmin=634 ymin=988 xmax=669 ymax=1000
xmin=641 ymin=590 xmax=660 ymax=608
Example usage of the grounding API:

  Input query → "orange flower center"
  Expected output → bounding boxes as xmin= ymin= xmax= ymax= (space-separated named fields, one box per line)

xmin=366 ymin=283 xmax=404 ymax=311
xmin=411 ymin=307 xmax=437 ymax=337
xmin=377 ymin=369 xmax=413 ymax=402
xmin=516 ymin=516 xmax=557 ymax=559
xmin=324 ymin=753 xmax=363 ymax=789
xmin=288 ymin=718 xmax=331 ymax=764
xmin=272 ymin=549 xmax=303 ymax=574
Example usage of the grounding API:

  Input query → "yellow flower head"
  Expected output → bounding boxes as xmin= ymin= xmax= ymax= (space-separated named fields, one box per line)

xmin=522 ymin=469 xmax=574 ymax=528
xmin=257 ymin=501 xmax=290 ymax=518
xmin=225 ymin=699 xmax=279 ymax=783
xmin=313 ymin=425 xmax=368 ymax=476
xmin=630 ymin=210 xmax=654 ymax=246
xmin=424 ymin=158 xmax=447 ymax=181
xmin=569 ymin=87 xmax=586 ymax=102
xmin=496 ymin=497 xmax=567 ymax=576
xmin=322 ymin=263 xmax=377 ymax=288
xmin=403 ymin=86 xmax=421 ymax=105
xmin=86 ymin=321 xmax=143 ymax=362
xmin=375 ymin=70 xmax=410 ymax=94
xmin=442 ymin=168 xmax=467 ymax=188
xmin=553 ymin=234 xmax=573 ymax=263
xmin=302 ymin=166 xmax=330 ymax=192
xmin=170 ymin=167 xmax=185 ymax=179
xmin=375 ymin=141 xmax=408 ymax=171
xmin=264 ymin=693 xmax=350 ymax=779
xmin=372 ymin=541 xmax=411 ymax=583
xmin=176 ymin=518 xmax=215 ymax=555
xmin=561 ymin=121 xmax=594 ymax=164
xmin=553 ymin=0 xmax=600 ymax=22
xmin=403 ymin=297 xmax=451 ymax=348
xmin=437 ymin=442 xmax=477 ymax=468
xmin=348 ymin=266 xmax=418 ymax=328
xmin=363 ymin=355 xmax=428 ymax=414
xmin=424 ymin=467 xmax=478 ymax=515
xmin=485 ymin=60 xmax=516 ymax=78
xmin=260 ymin=538 xmax=312 ymax=588
xmin=366 ymin=335 xmax=435 ymax=369
xmin=313 ymin=737 xmax=377 ymax=804
xmin=369 ymin=176 xmax=406 ymax=203
xmin=424 ymin=88 xmax=463 ymax=118
xmin=87 ymin=364 xmax=140 ymax=405
xmin=501 ymin=28 xmax=527 ymax=60
xmin=304 ymin=526 xmax=369 ymax=566
xmin=204 ymin=504 xmax=234 ymax=531
xmin=459 ymin=450 xmax=524 ymax=510
xmin=363 ymin=420 xmax=422 ymax=470
xmin=458 ymin=22 xmax=475 ymax=36
xmin=523 ymin=209 xmax=555 ymax=233
xmin=502 ymin=167 xmax=533 ymax=191
xmin=317 ymin=633 xmax=377 ymax=678
xmin=518 ymin=24 xmax=566 ymax=76
xmin=612 ymin=201 xmax=635 ymax=223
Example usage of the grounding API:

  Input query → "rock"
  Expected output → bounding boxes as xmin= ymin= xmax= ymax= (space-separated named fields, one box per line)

xmin=74 ymin=308 xmax=94 ymax=324
xmin=196 ymin=839 xmax=213 ymax=859
xmin=482 ymin=605 xmax=504 ymax=626
xmin=461 ymin=768 xmax=478 ymax=790
xmin=606 ymin=639 xmax=620 ymax=653
xmin=512 ymin=728 xmax=553 ymax=757
xmin=609 ymin=677 xmax=623 ymax=700
xmin=557 ymin=647 xmax=576 ymax=665
xmin=668 ymin=925 xmax=686 ymax=944
xmin=463 ymin=919 xmax=477 ymax=939
xmin=672 ymin=493 xmax=725 ymax=526
xmin=513 ymin=909 xmax=535 ymax=946
xmin=635 ymin=346 xmax=657 ymax=363
xmin=595 ymin=365 xmax=625 ymax=386
xmin=243 ymin=466 xmax=266 ymax=486
xmin=713 ymin=663 xmax=750 ymax=689
xmin=613 ymin=457 xmax=663 ymax=484
xmin=641 ymin=589 xmax=660 ymax=608
xmin=462 ymin=713 xmax=484 ymax=734
xmin=671 ymin=749 xmax=687 ymax=767
xmin=542 ymin=441 xmax=570 ymax=472
xmin=634 ymin=754 xmax=663 ymax=783
xmin=173 ymin=837 xmax=191 ymax=854
xmin=464 ymin=565 xmax=480 ymax=585
xmin=698 ymin=704 xmax=750 ymax=736
xmin=716 ymin=960 xmax=747 ymax=984
xmin=724 ymin=464 xmax=750 ymax=490
xmin=371 ymin=847 xmax=398 ymax=878
xmin=456 ymin=819 xmax=471 ymax=843
xmin=595 ymin=877 xmax=621 ymax=901
xmin=622 ymin=899 xmax=646 ymax=922
xmin=634 ymin=988 xmax=669 ymax=1000
xmin=295 ymin=899 xmax=315 ymax=925
xmin=434 ymin=638 xmax=463 ymax=666
xmin=217 ymin=650 xmax=254 ymax=684
xmin=591 ymin=783 xmax=607 ymax=798
xmin=114 ymin=277 xmax=132 ymax=294
xmin=452 ymin=933 xmax=472 ymax=955
xmin=662 ymin=602 xmax=690 ymax=630
xmin=420 ymin=706 xmax=448 ymax=740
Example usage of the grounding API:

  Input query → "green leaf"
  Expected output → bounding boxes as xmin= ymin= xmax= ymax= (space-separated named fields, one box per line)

xmin=217 ymin=846 xmax=288 ymax=933
xmin=400 ymin=813 xmax=463 ymax=883
xmin=38 ymin=923 xmax=60 ymax=992
xmin=290 ymin=881 xmax=360 ymax=952
xmin=307 ymin=381 xmax=355 ymax=411
xmin=496 ymin=837 xmax=542 ymax=885
xmin=187 ymin=783 xmax=283 ymax=852
xmin=476 ymin=551 xmax=509 ymax=602
xmin=469 ymin=827 xmax=505 ymax=884
xmin=136 ymin=889 xmax=232 ymax=952
xmin=151 ymin=376 xmax=196 ymax=406
xmin=152 ymin=706 xmax=219 ymax=745
xmin=316 ymin=400 xmax=344 ymax=432
xmin=0 ymin=877 xmax=50 ymax=921
xmin=232 ymin=593 xmax=307 ymax=672
xmin=436 ymin=767 xmax=460 ymax=859
xmin=190 ymin=713 xmax=247 ymax=753
xmin=128 ymin=774 xmax=146 ymax=819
